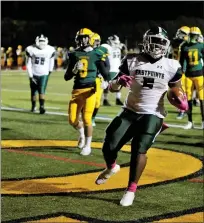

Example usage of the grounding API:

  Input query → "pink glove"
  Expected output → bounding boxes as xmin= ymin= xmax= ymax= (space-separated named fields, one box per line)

xmin=117 ymin=75 xmax=134 ymax=87
xmin=175 ymin=94 xmax=189 ymax=111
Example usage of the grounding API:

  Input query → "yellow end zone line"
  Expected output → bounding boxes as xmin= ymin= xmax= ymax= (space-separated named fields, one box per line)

xmin=1 ymin=140 xmax=132 ymax=152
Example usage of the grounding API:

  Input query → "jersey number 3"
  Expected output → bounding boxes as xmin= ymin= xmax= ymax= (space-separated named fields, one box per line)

xmin=79 ymin=58 xmax=88 ymax=78
xmin=143 ymin=77 xmax=154 ymax=89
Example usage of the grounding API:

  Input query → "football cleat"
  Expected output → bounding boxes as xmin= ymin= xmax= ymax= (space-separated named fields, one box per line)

xmin=116 ymin=99 xmax=123 ymax=106
xmin=176 ymin=112 xmax=185 ymax=120
xmin=78 ymin=136 xmax=85 ymax=149
xmin=95 ymin=164 xmax=120 ymax=185
xmin=183 ymin=121 xmax=193 ymax=130
xmin=120 ymin=191 xmax=135 ymax=207
xmin=103 ymin=99 xmax=111 ymax=106
xmin=31 ymin=107 xmax=37 ymax=112
xmin=80 ymin=146 xmax=91 ymax=156
xmin=39 ymin=107 xmax=46 ymax=114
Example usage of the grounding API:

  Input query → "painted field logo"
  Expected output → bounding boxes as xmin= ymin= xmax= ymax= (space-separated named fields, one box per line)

xmin=1 ymin=140 xmax=203 ymax=222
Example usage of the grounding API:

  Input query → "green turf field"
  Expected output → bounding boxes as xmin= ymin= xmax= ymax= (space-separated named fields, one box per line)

xmin=1 ymin=71 xmax=204 ymax=223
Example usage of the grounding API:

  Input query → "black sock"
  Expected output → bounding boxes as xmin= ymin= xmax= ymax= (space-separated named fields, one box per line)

xmin=39 ymin=99 xmax=45 ymax=108
xmin=31 ymin=100 xmax=36 ymax=108
xmin=187 ymin=100 xmax=193 ymax=122
xmin=92 ymin=108 xmax=99 ymax=119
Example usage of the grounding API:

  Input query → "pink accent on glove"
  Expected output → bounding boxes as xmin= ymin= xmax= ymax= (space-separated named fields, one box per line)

xmin=177 ymin=94 xmax=189 ymax=111
xmin=117 ymin=75 xmax=134 ymax=87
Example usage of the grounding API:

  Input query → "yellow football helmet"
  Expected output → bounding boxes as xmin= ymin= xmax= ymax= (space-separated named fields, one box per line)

xmin=75 ymin=28 xmax=93 ymax=47
xmin=69 ymin=46 xmax=75 ymax=52
xmin=175 ymin=26 xmax=190 ymax=40
xmin=57 ymin=47 xmax=62 ymax=52
xmin=190 ymin=27 xmax=201 ymax=35
xmin=8 ymin=47 xmax=12 ymax=51
xmin=190 ymin=27 xmax=202 ymax=43
xmin=17 ymin=45 xmax=22 ymax=50
xmin=90 ymin=33 xmax=101 ymax=48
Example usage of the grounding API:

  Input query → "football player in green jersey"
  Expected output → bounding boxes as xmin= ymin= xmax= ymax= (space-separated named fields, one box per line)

xmin=180 ymin=26 xmax=204 ymax=129
xmin=170 ymin=26 xmax=190 ymax=119
xmin=90 ymin=32 xmax=110 ymax=127
xmin=64 ymin=28 xmax=109 ymax=155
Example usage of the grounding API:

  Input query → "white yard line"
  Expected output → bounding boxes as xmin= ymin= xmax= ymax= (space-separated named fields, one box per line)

xmin=1 ymin=106 xmax=203 ymax=129
xmin=1 ymin=88 xmax=68 ymax=96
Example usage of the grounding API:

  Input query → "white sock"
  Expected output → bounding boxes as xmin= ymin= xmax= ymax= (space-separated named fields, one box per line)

xmin=103 ymin=93 xmax=108 ymax=100
xmin=85 ymin=136 xmax=92 ymax=148
xmin=116 ymin=92 xmax=121 ymax=99
xmin=78 ymin=127 xmax=85 ymax=138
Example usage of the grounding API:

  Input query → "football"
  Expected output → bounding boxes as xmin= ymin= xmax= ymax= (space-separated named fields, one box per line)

xmin=167 ymin=87 xmax=184 ymax=107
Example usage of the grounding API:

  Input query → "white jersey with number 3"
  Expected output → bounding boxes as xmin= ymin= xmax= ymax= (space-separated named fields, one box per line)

xmin=26 ymin=45 xmax=55 ymax=76
xmin=120 ymin=54 xmax=182 ymax=118
xmin=101 ymin=43 xmax=121 ymax=72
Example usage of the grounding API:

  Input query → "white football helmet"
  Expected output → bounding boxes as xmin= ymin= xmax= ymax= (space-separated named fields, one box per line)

xmin=107 ymin=35 xmax=121 ymax=48
xmin=143 ymin=26 xmax=170 ymax=59
xmin=35 ymin=34 xmax=48 ymax=49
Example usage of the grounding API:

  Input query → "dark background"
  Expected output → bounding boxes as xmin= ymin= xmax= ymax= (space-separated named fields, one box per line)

xmin=1 ymin=1 xmax=204 ymax=49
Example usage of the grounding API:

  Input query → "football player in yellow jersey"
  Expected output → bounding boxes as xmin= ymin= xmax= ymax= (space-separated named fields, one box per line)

xmin=171 ymin=26 xmax=190 ymax=119
xmin=180 ymin=26 xmax=204 ymax=129
xmin=64 ymin=28 xmax=109 ymax=155
xmin=90 ymin=32 xmax=110 ymax=127
xmin=6 ymin=47 xmax=14 ymax=69
xmin=56 ymin=47 xmax=63 ymax=70
xmin=16 ymin=45 xmax=25 ymax=70
xmin=1 ymin=47 xmax=6 ymax=69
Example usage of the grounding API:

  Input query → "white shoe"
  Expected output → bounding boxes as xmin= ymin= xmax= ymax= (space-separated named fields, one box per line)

xmin=95 ymin=164 xmax=120 ymax=185
xmin=80 ymin=146 xmax=91 ymax=156
xmin=78 ymin=136 xmax=85 ymax=149
xmin=183 ymin=121 xmax=193 ymax=130
xmin=120 ymin=191 xmax=135 ymax=207
xmin=201 ymin=121 xmax=204 ymax=129
xmin=92 ymin=120 xmax=96 ymax=127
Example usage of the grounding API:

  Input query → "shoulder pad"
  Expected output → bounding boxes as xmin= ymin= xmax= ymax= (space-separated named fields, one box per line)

xmin=164 ymin=58 xmax=181 ymax=73
xmin=101 ymin=43 xmax=112 ymax=53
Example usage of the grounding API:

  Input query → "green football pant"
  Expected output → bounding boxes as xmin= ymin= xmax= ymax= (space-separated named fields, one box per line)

xmin=102 ymin=108 xmax=163 ymax=169
xmin=30 ymin=75 xmax=49 ymax=96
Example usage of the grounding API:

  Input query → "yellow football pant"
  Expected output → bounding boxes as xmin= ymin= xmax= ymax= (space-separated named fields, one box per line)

xmin=7 ymin=58 xmax=13 ymax=67
xmin=185 ymin=76 xmax=204 ymax=100
xmin=17 ymin=57 xmax=24 ymax=66
xmin=68 ymin=87 xmax=96 ymax=127
xmin=57 ymin=58 xmax=63 ymax=67
xmin=1 ymin=58 xmax=5 ymax=67
xmin=181 ymin=73 xmax=186 ymax=93
xmin=95 ymin=77 xmax=103 ymax=109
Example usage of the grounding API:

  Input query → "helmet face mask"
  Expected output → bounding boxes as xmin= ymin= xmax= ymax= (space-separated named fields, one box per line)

xmin=143 ymin=27 xmax=170 ymax=59
xmin=175 ymin=26 xmax=190 ymax=40
xmin=90 ymin=33 xmax=101 ymax=48
xmin=35 ymin=35 xmax=48 ymax=50
xmin=77 ymin=35 xmax=90 ymax=48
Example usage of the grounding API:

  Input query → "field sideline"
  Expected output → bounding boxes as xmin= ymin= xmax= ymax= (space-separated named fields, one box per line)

xmin=1 ymin=70 xmax=204 ymax=223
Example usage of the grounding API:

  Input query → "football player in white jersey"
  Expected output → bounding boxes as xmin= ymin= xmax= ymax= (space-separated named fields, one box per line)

xmin=101 ymin=35 xmax=124 ymax=106
xmin=26 ymin=34 xmax=55 ymax=114
xmin=95 ymin=27 xmax=188 ymax=207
